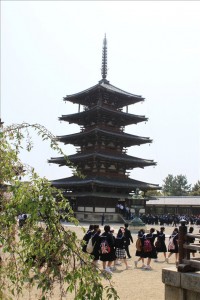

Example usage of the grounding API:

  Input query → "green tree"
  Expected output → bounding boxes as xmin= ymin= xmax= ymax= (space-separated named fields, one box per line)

xmin=142 ymin=190 xmax=163 ymax=198
xmin=0 ymin=123 xmax=118 ymax=300
xmin=162 ymin=174 xmax=191 ymax=196
xmin=190 ymin=180 xmax=200 ymax=195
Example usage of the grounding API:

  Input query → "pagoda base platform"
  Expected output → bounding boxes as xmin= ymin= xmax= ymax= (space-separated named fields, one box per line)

xmin=74 ymin=211 xmax=124 ymax=224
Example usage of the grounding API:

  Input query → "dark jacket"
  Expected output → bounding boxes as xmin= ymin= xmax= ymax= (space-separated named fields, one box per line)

xmin=115 ymin=235 xmax=126 ymax=249
xmin=124 ymin=228 xmax=133 ymax=245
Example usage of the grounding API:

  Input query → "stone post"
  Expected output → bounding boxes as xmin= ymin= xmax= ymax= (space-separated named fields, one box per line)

xmin=178 ymin=219 xmax=187 ymax=265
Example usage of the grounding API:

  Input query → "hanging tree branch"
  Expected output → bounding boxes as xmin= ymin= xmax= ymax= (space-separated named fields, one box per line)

xmin=0 ymin=122 xmax=118 ymax=300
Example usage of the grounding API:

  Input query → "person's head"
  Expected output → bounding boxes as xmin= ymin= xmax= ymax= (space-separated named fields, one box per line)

xmin=150 ymin=228 xmax=155 ymax=233
xmin=117 ymin=228 xmax=123 ymax=237
xmin=174 ymin=227 xmax=179 ymax=233
xmin=189 ymin=227 xmax=194 ymax=233
xmin=94 ymin=225 xmax=99 ymax=231
xmin=124 ymin=223 xmax=129 ymax=228
xmin=89 ymin=224 xmax=94 ymax=231
xmin=160 ymin=227 xmax=165 ymax=232
xmin=120 ymin=227 xmax=125 ymax=234
xmin=139 ymin=229 xmax=145 ymax=234
xmin=104 ymin=225 xmax=110 ymax=232
xmin=110 ymin=227 xmax=115 ymax=234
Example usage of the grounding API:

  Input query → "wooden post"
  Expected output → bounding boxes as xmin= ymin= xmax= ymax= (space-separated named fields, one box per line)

xmin=178 ymin=219 xmax=187 ymax=264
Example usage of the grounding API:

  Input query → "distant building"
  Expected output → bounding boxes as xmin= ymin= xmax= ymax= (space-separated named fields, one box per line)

xmin=49 ymin=36 xmax=160 ymax=221
xmin=146 ymin=196 xmax=200 ymax=215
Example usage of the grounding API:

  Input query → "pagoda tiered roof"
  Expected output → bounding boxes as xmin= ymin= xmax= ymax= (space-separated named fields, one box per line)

xmin=57 ymin=128 xmax=152 ymax=147
xmin=51 ymin=175 xmax=159 ymax=192
xmin=49 ymin=151 xmax=156 ymax=169
xmin=64 ymin=81 xmax=144 ymax=108
xmin=59 ymin=105 xmax=148 ymax=126
xmin=49 ymin=35 xmax=160 ymax=208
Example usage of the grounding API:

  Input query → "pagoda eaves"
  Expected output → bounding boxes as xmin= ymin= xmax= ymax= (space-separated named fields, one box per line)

xmin=59 ymin=105 xmax=148 ymax=126
xmin=64 ymin=82 xmax=144 ymax=108
xmin=49 ymin=152 xmax=156 ymax=169
xmin=51 ymin=175 xmax=160 ymax=192
xmin=57 ymin=128 xmax=152 ymax=147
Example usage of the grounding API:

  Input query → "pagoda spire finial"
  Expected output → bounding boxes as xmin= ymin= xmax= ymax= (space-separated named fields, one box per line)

xmin=101 ymin=34 xmax=108 ymax=81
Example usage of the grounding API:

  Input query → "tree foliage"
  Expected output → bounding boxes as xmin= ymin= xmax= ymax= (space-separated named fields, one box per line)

xmin=142 ymin=190 xmax=163 ymax=198
xmin=0 ymin=123 xmax=118 ymax=300
xmin=190 ymin=180 xmax=200 ymax=196
xmin=162 ymin=174 xmax=191 ymax=196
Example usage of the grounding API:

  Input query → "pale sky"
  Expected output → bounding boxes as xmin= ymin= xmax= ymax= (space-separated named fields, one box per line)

xmin=1 ymin=1 xmax=200 ymax=187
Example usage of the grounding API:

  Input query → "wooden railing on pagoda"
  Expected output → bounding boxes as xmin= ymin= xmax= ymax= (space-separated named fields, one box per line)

xmin=178 ymin=220 xmax=200 ymax=272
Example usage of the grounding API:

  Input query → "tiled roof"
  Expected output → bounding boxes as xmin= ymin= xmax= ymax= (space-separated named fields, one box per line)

xmin=57 ymin=128 xmax=152 ymax=146
xmin=147 ymin=196 xmax=200 ymax=206
xmin=51 ymin=176 xmax=160 ymax=190
xmin=100 ymin=82 xmax=143 ymax=98
xmin=59 ymin=105 xmax=147 ymax=125
xmin=49 ymin=152 xmax=156 ymax=167
xmin=64 ymin=82 xmax=144 ymax=100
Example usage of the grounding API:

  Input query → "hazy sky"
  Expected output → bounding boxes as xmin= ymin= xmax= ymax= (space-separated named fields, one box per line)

xmin=1 ymin=1 xmax=200 ymax=187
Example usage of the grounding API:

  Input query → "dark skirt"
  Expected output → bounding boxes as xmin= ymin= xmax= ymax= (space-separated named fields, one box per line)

xmin=143 ymin=246 xmax=157 ymax=259
xmin=99 ymin=248 xmax=116 ymax=262
xmin=135 ymin=250 xmax=142 ymax=257
xmin=91 ymin=250 xmax=100 ymax=261
xmin=156 ymin=242 xmax=167 ymax=253
xmin=168 ymin=245 xmax=178 ymax=253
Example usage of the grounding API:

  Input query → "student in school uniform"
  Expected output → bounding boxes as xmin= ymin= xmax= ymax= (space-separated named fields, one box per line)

xmin=155 ymin=227 xmax=167 ymax=262
xmin=90 ymin=225 xmax=101 ymax=266
xmin=99 ymin=225 xmax=115 ymax=274
xmin=166 ymin=227 xmax=179 ymax=265
xmin=115 ymin=227 xmax=132 ymax=270
xmin=124 ymin=223 xmax=133 ymax=259
xmin=143 ymin=228 xmax=157 ymax=270
xmin=134 ymin=228 xmax=146 ymax=269
xmin=82 ymin=224 xmax=94 ymax=253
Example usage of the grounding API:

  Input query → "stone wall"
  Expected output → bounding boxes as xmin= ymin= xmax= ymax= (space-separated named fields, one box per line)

xmin=162 ymin=267 xmax=200 ymax=300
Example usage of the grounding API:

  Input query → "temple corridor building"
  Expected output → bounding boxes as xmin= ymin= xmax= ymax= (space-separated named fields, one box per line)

xmin=49 ymin=36 xmax=160 ymax=222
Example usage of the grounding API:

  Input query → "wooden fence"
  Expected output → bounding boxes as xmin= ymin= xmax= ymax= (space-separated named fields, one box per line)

xmin=178 ymin=220 xmax=200 ymax=272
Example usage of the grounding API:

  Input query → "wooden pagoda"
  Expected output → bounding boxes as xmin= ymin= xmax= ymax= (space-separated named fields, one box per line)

xmin=49 ymin=36 xmax=160 ymax=222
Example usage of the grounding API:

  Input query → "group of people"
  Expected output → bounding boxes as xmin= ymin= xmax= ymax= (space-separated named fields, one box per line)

xmin=139 ymin=213 xmax=200 ymax=226
xmin=116 ymin=204 xmax=132 ymax=220
xmin=82 ymin=223 xmax=197 ymax=273
xmin=82 ymin=223 xmax=133 ymax=274
xmin=135 ymin=227 xmax=179 ymax=270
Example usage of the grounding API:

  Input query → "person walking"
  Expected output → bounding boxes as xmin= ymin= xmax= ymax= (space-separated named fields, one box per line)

xmin=155 ymin=227 xmax=167 ymax=262
xmin=166 ymin=227 xmax=179 ymax=265
xmin=99 ymin=225 xmax=115 ymax=274
xmin=143 ymin=228 xmax=157 ymax=270
xmin=82 ymin=224 xmax=94 ymax=253
xmin=90 ymin=225 xmax=101 ymax=266
xmin=124 ymin=223 xmax=133 ymax=259
xmin=134 ymin=229 xmax=146 ymax=269
xmin=115 ymin=227 xmax=132 ymax=270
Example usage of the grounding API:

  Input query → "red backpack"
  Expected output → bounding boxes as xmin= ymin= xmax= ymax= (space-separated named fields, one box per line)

xmin=143 ymin=239 xmax=152 ymax=252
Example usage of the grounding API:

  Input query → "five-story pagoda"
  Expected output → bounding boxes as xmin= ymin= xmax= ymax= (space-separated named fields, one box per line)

xmin=49 ymin=36 xmax=160 ymax=222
